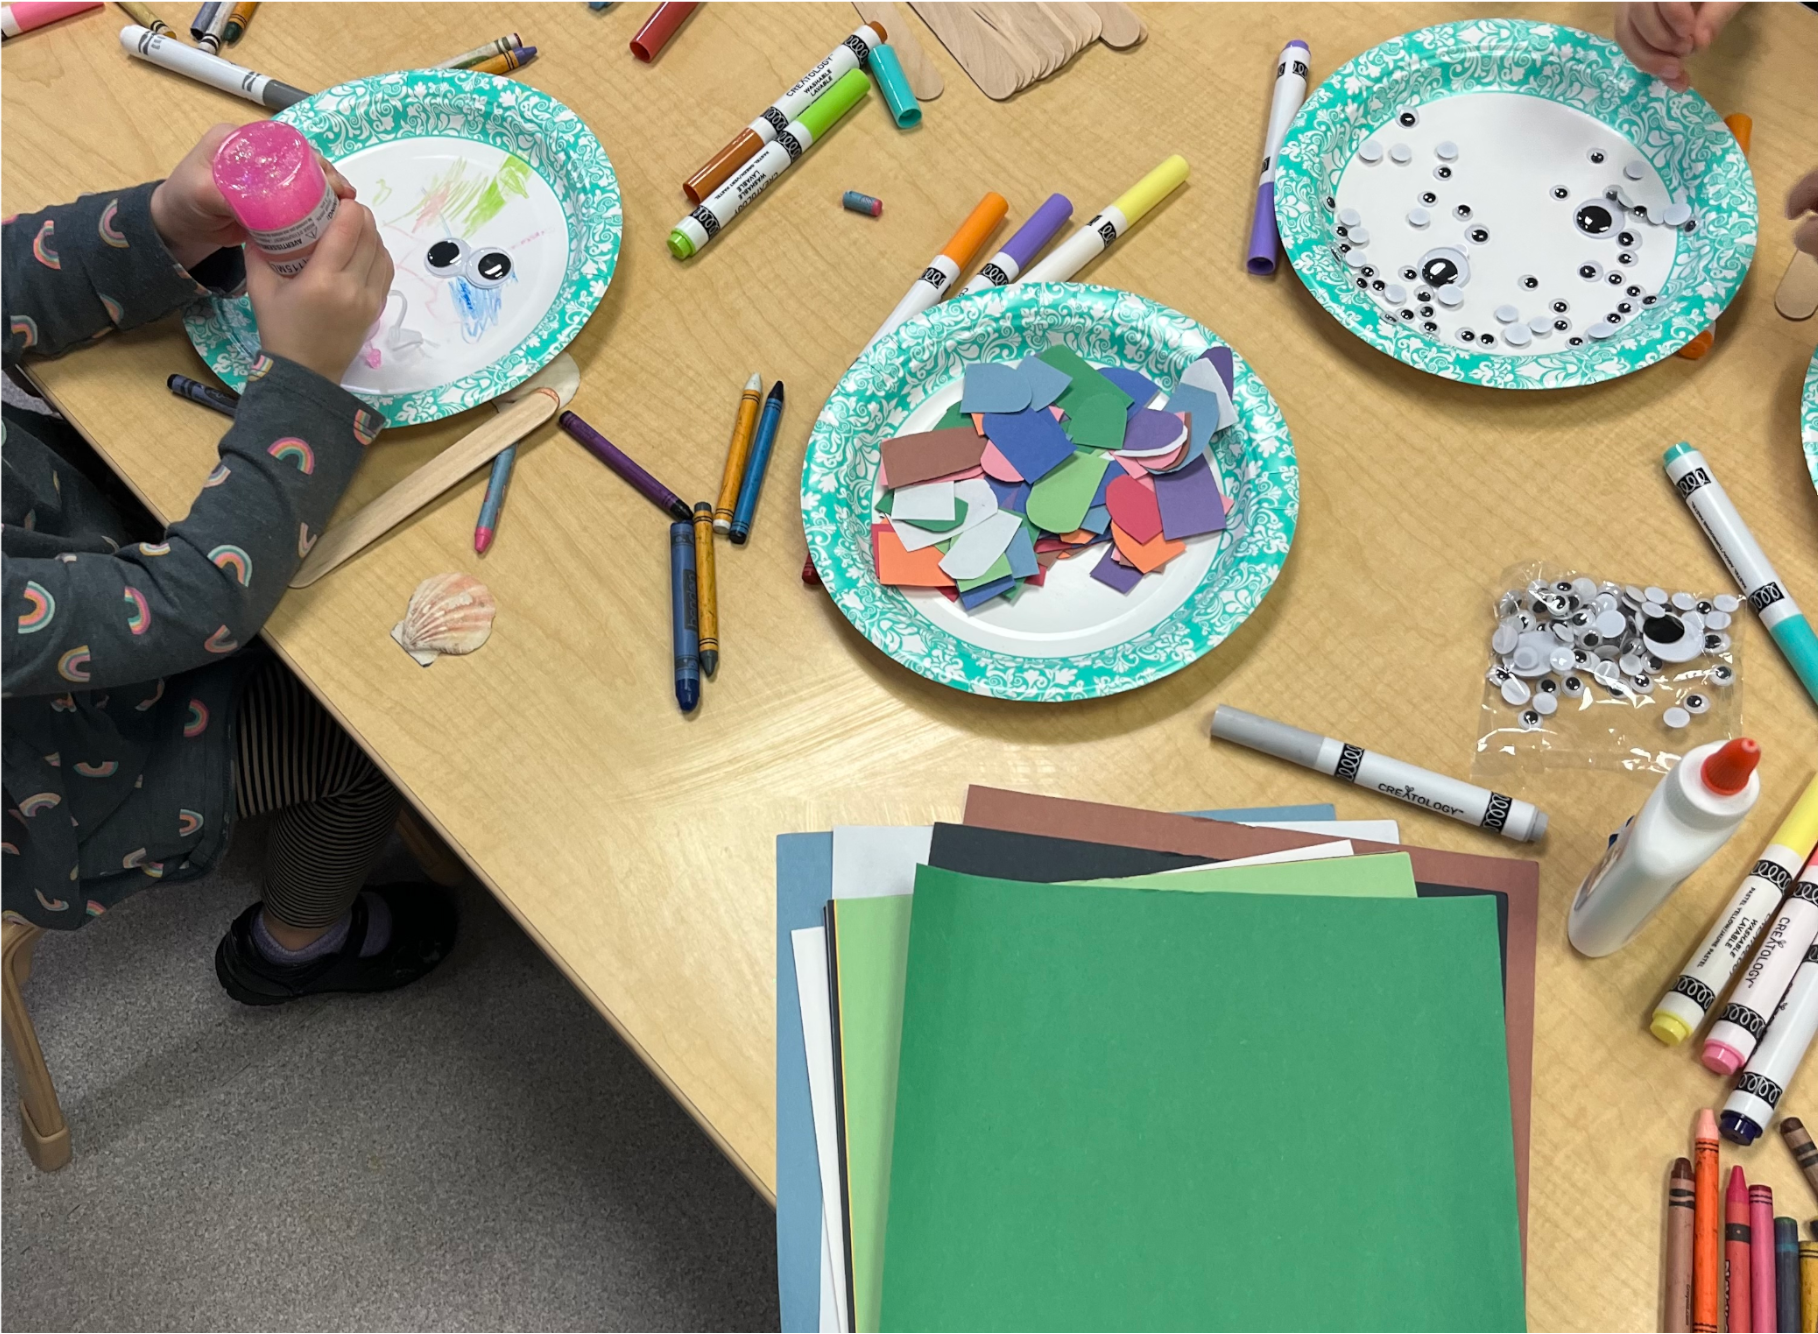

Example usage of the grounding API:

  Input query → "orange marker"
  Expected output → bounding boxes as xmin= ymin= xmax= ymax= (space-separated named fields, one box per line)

xmin=861 ymin=192 xmax=1009 ymax=354
xmin=1696 ymin=1109 xmax=1722 ymax=1333
xmin=1728 ymin=1166 xmax=1753 ymax=1332
xmin=1678 ymin=115 xmax=1751 ymax=361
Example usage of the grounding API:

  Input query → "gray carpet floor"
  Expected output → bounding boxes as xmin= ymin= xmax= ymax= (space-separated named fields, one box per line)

xmin=1 ymin=823 xmax=779 ymax=1331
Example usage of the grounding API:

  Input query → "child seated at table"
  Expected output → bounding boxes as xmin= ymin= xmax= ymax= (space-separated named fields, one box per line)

xmin=3 ymin=124 xmax=458 ymax=1004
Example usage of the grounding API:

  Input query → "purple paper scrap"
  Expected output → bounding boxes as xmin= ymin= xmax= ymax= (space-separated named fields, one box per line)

xmin=1090 ymin=544 xmax=1144 ymax=593
xmin=1153 ymin=454 xmax=1228 ymax=540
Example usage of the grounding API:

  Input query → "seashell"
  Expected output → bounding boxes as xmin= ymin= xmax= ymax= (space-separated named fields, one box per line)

xmin=392 ymin=572 xmax=495 ymax=666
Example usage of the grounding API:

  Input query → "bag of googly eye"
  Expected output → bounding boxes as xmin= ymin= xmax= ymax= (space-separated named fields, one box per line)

xmin=1473 ymin=560 xmax=1743 ymax=780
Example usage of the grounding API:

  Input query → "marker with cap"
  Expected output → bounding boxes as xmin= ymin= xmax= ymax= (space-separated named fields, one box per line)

xmin=861 ymin=191 xmax=1007 ymax=354
xmin=1246 ymin=39 xmax=1309 ymax=275
xmin=1654 ymin=773 xmax=1818 ymax=1045
xmin=1665 ymin=442 xmax=1818 ymax=711
xmin=120 ymin=24 xmax=308 ymax=109
xmin=1707 ymin=855 xmax=1818 ymax=1078
xmin=668 ymin=69 xmax=870 ymax=260
xmin=1208 ymin=704 xmax=1548 ymax=842
xmin=1722 ymin=923 xmax=1818 ymax=1145
xmin=1017 ymin=155 xmax=1189 ymax=285
xmin=959 ymin=192 xmax=1072 ymax=294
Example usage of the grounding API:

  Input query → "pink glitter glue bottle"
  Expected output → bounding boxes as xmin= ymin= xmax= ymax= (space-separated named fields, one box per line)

xmin=211 ymin=122 xmax=338 ymax=277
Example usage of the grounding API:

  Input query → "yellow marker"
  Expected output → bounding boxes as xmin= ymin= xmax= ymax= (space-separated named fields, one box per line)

xmin=1018 ymin=155 xmax=1189 ymax=284
xmin=1653 ymin=772 xmax=1818 ymax=1045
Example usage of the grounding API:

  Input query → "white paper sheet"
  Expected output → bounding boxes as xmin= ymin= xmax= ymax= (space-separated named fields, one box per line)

xmin=830 ymin=826 xmax=935 ymax=902
xmin=1156 ymin=840 xmax=1354 ymax=874
xmin=792 ymin=927 xmax=851 ymax=1334
xmin=1246 ymin=818 xmax=1401 ymax=843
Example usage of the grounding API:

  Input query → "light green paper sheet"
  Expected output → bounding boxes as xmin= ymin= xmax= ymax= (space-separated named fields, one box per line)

xmin=881 ymin=870 xmax=1524 ymax=1331
xmin=832 ymin=854 xmax=1419 ymax=1333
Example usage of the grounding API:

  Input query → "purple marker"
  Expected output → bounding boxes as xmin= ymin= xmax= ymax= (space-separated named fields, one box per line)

xmin=959 ymin=192 xmax=1073 ymax=295
xmin=559 ymin=411 xmax=693 ymax=521
xmin=1246 ymin=39 xmax=1310 ymax=276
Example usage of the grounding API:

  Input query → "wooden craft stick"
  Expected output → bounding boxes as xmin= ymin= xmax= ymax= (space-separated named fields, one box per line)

xmin=910 ymin=3 xmax=1023 ymax=100
xmin=290 ymin=354 xmax=580 ymax=587
xmin=851 ymin=0 xmax=943 ymax=98
xmin=1777 ymin=249 xmax=1818 ymax=321
xmin=1084 ymin=0 xmax=1144 ymax=48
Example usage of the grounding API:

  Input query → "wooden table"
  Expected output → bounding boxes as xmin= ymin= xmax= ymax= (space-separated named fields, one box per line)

xmin=5 ymin=4 xmax=1817 ymax=1326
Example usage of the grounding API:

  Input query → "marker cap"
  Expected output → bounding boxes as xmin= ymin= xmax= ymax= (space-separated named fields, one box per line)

xmin=1705 ymin=1039 xmax=1746 ymax=1076
xmin=1721 ymin=1108 xmax=1764 ymax=1145
xmin=867 ymin=43 xmax=920 ymax=128
xmin=668 ymin=225 xmax=700 ymax=260
xmin=941 ymin=192 xmax=1009 ymax=269
xmin=798 ymin=68 xmax=871 ymax=141
xmin=1651 ymin=1010 xmax=1692 ymax=1046
xmin=1111 ymin=154 xmax=1190 ymax=226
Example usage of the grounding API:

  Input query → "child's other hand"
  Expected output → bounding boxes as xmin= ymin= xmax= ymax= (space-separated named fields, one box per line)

xmin=1613 ymin=2 xmax=1743 ymax=91
xmin=1790 ymin=170 xmax=1818 ymax=259
xmin=150 ymin=122 xmax=357 ymax=272
xmin=246 ymin=201 xmax=394 ymax=385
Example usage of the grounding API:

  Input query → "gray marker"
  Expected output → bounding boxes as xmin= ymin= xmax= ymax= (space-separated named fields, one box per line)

xmin=120 ymin=24 xmax=309 ymax=111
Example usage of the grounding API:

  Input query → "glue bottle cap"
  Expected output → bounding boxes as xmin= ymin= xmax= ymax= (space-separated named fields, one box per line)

xmin=1701 ymin=738 xmax=1760 ymax=796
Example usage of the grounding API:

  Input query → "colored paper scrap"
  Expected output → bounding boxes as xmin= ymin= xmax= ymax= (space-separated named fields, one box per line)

xmin=1003 ymin=523 xmax=1038 ymax=579
xmin=890 ymin=479 xmax=956 ymax=524
xmin=1037 ymin=345 xmax=1134 ymax=415
xmin=880 ymin=427 xmax=987 ymax=489
xmin=984 ymin=476 xmax=1031 ymax=512
xmin=894 ymin=478 xmax=997 ymax=552
xmin=1098 ymin=366 xmax=1162 ymax=413
xmin=1111 ymin=521 xmax=1185 ymax=573
xmin=1060 ymin=394 xmax=1129 ymax=451
xmin=1105 ymin=474 xmax=1164 ymax=544
xmin=875 ymin=526 xmax=957 ymax=586
xmin=1153 ymin=455 xmax=1227 ymax=540
xmin=1119 ymin=408 xmax=1188 ymax=456
xmin=958 ymin=574 xmax=1017 ymax=608
xmin=1090 ymin=544 xmax=1143 ymax=593
xmin=1017 ymin=356 xmax=1073 ymax=411
xmin=1177 ymin=350 xmax=1236 ymax=430
xmin=1165 ymin=384 xmax=1225 ymax=451
xmin=931 ymin=403 xmax=975 ymax=433
xmin=956 ymin=553 xmax=1013 ymax=591
xmin=961 ymin=362 xmax=1031 ymax=414
xmin=891 ymin=500 xmax=968 ymax=535
xmin=1081 ymin=503 xmax=1111 ymax=535
xmin=979 ymin=442 xmax=1024 ymax=483
xmin=1024 ymin=449 xmax=1112 ymax=536
xmin=984 ymin=408 xmax=1075 ymax=484
xmin=939 ymin=508 xmax=1023 ymax=579
xmin=1135 ymin=443 xmax=1188 ymax=473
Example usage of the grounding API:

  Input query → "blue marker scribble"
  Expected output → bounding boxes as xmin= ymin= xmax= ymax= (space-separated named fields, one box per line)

xmin=451 ymin=275 xmax=509 ymax=342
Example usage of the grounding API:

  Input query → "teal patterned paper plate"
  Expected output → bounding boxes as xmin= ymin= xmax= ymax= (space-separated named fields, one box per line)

xmin=1275 ymin=19 xmax=1756 ymax=389
xmin=185 ymin=69 xmax=621 ymax=426
xmin=1804 ymin=349 xmax=1818 ymax=497
xmin=802 ymin=284 xmax=1298 ymax=702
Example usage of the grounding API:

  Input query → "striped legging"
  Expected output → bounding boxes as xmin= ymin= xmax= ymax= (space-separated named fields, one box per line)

xmin=233 ymin=656 xmax=401 ymax=929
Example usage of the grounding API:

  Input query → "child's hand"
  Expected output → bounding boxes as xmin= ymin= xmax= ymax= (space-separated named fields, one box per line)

xmin=246 ymin=201 xmax=394 ymax=385
xmin=150 ymin=122 xmax=356 ymax=272
xmin=1789 ymin=170 xmax=1818 ymax=259
xmin=1613 ymin=2 xmax=1743 ymax=91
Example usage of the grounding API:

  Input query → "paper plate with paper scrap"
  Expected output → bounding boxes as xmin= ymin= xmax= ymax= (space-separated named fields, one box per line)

xmin=801 ymin=284 xmax=1297 ymax=702
xmin=185 ymin=68 xmax=621 ymax=426
xmin=1803 ymin=348 xmax=1817 ymax=497
xmin=1273 ymin=19 xmax=1755 ymax=389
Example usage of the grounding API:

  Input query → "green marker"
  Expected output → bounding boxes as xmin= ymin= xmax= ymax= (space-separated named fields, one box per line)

xmin=668 ymin=68 xmax=870 ymax=259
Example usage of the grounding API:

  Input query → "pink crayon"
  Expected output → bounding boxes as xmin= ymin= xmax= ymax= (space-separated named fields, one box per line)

xmin=1750 ymin=1184 xmax=1774 ymax=1334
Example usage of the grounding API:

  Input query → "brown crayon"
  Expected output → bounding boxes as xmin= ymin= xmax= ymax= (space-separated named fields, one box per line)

xmin=1698 ymin=1109 xmax=1723 ymax=1332
xmin=1669 ymin=1157 xmax=1696 ymax=1332
xmin=1785 ymin=1118 xmax=1818 ymax=1205
xmin=1801 ymin=1239 xmax=1818 ymax=1332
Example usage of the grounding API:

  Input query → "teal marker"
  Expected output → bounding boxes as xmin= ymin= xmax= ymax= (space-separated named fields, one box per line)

xmin=1664 ymin=442 xmax=1818 ymax=711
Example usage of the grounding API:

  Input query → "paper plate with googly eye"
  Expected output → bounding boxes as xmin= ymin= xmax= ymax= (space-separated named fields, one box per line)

xmin=1803 ymin=349 xmax=1818 ymax=497
xmin=184 ymin=68 xmax=621 ymax=427
xmin=1273 ymin=19 xmax=1756 ymax=390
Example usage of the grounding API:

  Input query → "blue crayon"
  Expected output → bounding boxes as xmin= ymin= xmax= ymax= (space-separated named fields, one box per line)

xmin=167 ymin=373 xmax=239 ymax=418
xmin=474 ymin=445 xmax=516 ymax=554
xmin=670 ymin=521 xmax=701 ymax=713
xmin=730 ymin=380 xmax=784 ymax=545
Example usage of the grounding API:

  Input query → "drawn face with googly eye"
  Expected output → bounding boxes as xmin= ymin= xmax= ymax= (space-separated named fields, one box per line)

xmin=423 ymin=237 xmax=516 ymax=291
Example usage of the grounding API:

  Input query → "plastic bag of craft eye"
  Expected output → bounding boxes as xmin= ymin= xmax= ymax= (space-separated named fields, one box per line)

xmin=1472 ymin=560 xmax=1743 ymax=780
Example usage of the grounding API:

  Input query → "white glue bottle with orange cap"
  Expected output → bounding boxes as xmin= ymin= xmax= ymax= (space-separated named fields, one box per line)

xmin=1569 ymin=738 xmax=1763 ymax=957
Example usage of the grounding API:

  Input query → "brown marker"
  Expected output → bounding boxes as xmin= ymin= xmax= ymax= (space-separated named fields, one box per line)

xmin=1668 ymin=1157 xmax=1696 ymax=1332
xmin=1784 ymin=1118 xmax=1818 ymax=1204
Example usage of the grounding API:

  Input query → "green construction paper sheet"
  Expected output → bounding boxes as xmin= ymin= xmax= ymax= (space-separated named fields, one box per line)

xmin=881 ymin=869 xmax=1524 ymax=1332
xmin=833 ymin=855 xmax=1420 ymax=1333
xmin=1061 ymin=393 xmax=1130 ymax=450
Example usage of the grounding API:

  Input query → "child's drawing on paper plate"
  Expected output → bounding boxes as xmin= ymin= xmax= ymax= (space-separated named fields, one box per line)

xmin=329 ymin=137 xmax=571 ymax=397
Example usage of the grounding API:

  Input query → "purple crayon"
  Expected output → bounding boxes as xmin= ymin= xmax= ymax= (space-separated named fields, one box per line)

xmin=1246 ymin=39 xmax=1310 ymax=276
xmin=959 ymin=192 xmax=1074 ymax=295
xmin=559 ymin=411 xmax=693 ymax=521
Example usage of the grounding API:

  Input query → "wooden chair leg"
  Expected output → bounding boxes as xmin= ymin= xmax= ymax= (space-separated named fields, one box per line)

xmin=394 ymin=804 xmax=468 ymax=889
xmin=1 ymin=920 xmax=71 ymax=1171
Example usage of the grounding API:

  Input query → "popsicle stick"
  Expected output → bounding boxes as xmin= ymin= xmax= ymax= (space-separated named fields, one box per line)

xmin=910 ymin=3 xmax=1023 ymax=99
xmin=1776 ymin=249 xmax=1818 ymax=321
xmin=851 ymin=0 xmax=943 ymax=98
xmin=1084 ymin=0 xmax=1144 ymax=47
xmin=291 ymin=356 xmax=580 ymax=587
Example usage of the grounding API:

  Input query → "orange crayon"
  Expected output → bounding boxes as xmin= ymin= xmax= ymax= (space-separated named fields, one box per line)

xmin=713 ymin=373 xmax=762 ymax=534
xmin=1729 ymin=1166 xmax=1753 ymax=1332
xmin=1697 ymin=1109 xmax=1722 ymax=1333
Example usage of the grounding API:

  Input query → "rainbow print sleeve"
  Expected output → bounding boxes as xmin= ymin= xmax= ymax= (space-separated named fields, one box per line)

xmin=2 ymin=354 xmax=374 ymax=698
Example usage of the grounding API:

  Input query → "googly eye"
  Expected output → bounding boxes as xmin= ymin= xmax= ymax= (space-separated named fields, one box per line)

xmin=1398 ymin=308 xmax=1414 ymax=320
xmin=425 ymin=237 xmax=469 ymax=275
xmin=1400 ymin=266 xmax=1418 ymax=281
xmin=1478 ymin=331 xmax=1496 ymax=346
xmin=464 ymin=248 xmax=513 ymax=288
xmin=1579 ymin=261 xmax=1603 ymax=281
xmin=1434 ymin=165 xmax=1453 ymax=180
xmin=1607 ymin=271 xmax=1624 ymax=285
xmin=1617 ymin=231 xmax=1637 ymax=247
xmin=1422 ymin=320 xmax=1438 ymax=332
xmin=1398 ymin=108 xmax=1419 ymax=128
xmin=1617 ymin=301 xmax=1633 ymax=314
xmin=1552 ymin=185 xmax=1569 ymax=200
xmin=1575 ymin=201 xmax=1617 ymax=237
xmin=1459 ymin=329 xmax=1476 ymax=342
xmin=1371 ymin=278 xmax=1385 ymax=291
xmin=1607 ymin=312 xmax=1623 ymax=325
xmin=1554 ymin=317 xmax=1571 ymax=331
xmin=1468 ymin=226 xmax=1490 ymax=243
xmin=1618 ymin=252 xmax=1636 ymax=266
xmin=1419 ymin=192 xmax=1437 ymax=206
xmin=1588 ymin=148 xmax=1606 ymax=163
xmin=1336 ymin=224 xmax=1350 ymax=237
xmin=1520 ymin=275 xmax=1539 ymax=289
xmin=1354 ymin=278 xmax=1369 ymax=291
xmin=1642 ymin=294 xmax=1658 ymax=306
xmin=1324 ymin=195 xmax=1336 ymax=210
xmin=1552 ymin=299 xmax=1569 ymax=313
xmin=1419 ymin=249 xmax=1468 ymax=289
xmin=1519 ymin=709 xmax=1542 ymax=730
xmin=1568 ymin=336 xmax=1583 ymax=346
xmin=1360 ymin=265 xmax=1377 ymax=279
xmin=1683 ymin=692 xmax=1710 ymax=715
xmin=1453 ymin=204 xmax=1473 ymax=220
xmin=1419 ymin=305 xmax=1434 ymax=317
xmin=1708 ymin=664 xmax=1735 ymax=687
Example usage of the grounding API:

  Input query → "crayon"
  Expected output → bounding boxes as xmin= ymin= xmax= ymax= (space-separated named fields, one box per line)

xmin=668 ymin=69 xmax=870 ymax=259
xmin=1756 ymin=1185 xmax=1779 ymax=1333
xmin=713 ymin=373 xmax=762 ymax=533
xmin=729 ymin=380 xmax=783 ymax=545
xmin=471 ymin=45 xmax=535 ymax=76
xmin=195 ymin=0 xmax=227 ymax=51
xmin=1019 ymin=155 xmax=1190 ymax=284
xmin=114 ymin=1 xmax=168 ymax=34
xmin=1783 ymin=1218 xmax=1802 ymax=1333
xmin=1657 ymin=774 xmax=1818 ymax=1045
xmin=1665 ymin=443 xmax=1818 ymax=711
xmin=1246 ymin=39 xmax=1310 ymax=275
xmin=166 ymin=373 xmax=238 ymax=417
xmin=186 ymin=0 xmax=212 ymax=38
xmin=861 ymin=191 xmax=1007 ymax=354
xmin=219 ymin=0 xmax=252 ymax=42
xmin=120 ymin=25 xmax=308 ymax=109
xmin=681 ymin=22 xmax=887 ymax=203
xmin=1732 ymin=1167 xmax=1755 ymax=1333
xmin=691 ymin=503 xmax=719 ymax=677
xmin=1785 ymin=1120 xmax=1818 ymax=1206
xmin=1670 ymin=1158 xmax=1697 ymax=1332
xmin=960 ymin=192 xmax=1072 ymax=294
xmin=559 ymin=411 xmax=692 ymax=521
xmin=3 ymin=0 xmax=96 ymax=32
xmin=1707 ymin=856 xmax=1818 ymax=1076
xmin=629 ymin=0 xmax=696 ymax=62
xmin=843 ymin=190 xmax=883 ymax=217
xmin=1699 ymin=1109 xmax=1723 ymax=1333
xmin=1804 ymin=1241 xmax=1818 ymax=1332
xmin=473 ymin=445 xmax=515 ymax=554
xmin=669 ymin=522 xmax=700 ymax=713
xmin=433 ymin=33 xmax=519 ymax=68
xmin=1724 ymin=930 xmax=1818 ymax=1145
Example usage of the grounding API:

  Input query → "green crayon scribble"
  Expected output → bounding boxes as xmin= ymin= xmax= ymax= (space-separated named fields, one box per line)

xmin=369 ymin=178 xmax=393 ymax=206
xmin=392 ymin=155 xmax=531 ymax=234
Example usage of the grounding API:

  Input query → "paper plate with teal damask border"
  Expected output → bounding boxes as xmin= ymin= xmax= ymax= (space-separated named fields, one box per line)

xmin=185 ymin=68 xmax=620 ymax=426
xmin=1804 ymin=349 xmax=1818 ymax=497
xmin=802 ymin=285 xmax=1297 ymax=702
xmin=1274 ymin=20 xmax=1755 ymax=389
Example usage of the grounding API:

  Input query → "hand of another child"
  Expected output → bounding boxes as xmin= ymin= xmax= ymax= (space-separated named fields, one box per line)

xmin=150 ymin=122 xmax=356 ymax=272
xmin=1789 ymin=170 xmax=1818 ymax=259
xmin=1613 ymin=1 xmax=1743 ymax=91
xmin=246 ymin=201 xmax=394 ymax=385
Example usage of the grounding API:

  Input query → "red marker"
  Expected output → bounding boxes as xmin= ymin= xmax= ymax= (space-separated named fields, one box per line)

xmin=1726 ymin=1166 xmax=1752 ymax=1332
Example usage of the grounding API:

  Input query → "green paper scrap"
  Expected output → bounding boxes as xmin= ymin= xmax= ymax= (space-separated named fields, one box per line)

xmin=932 ymin=403 xmax=974 ymax=433
xmin=1060 ymin=393 xmax=1130 ymax=450
xmin=1037 ymin=345 xmax=1134 ymax=413
xmin=834 ymin=855 xmax=1421 ymax=1334
xmin=881 ymin=870 xmax=1524 ymax=1332
xmin=896 ymin=500 xmax=968 ymax=534
xmin=1024 ymin=450 xmax=1111 ymax=535
xmin=876 ymin=488 xmax=894 ymax=516
xmin=956 ymin=553 xmax=1013 ymax=592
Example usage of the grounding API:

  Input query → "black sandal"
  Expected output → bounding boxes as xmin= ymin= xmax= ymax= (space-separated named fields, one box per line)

xmin=215 ymin=884 xmax=458 ymax=1006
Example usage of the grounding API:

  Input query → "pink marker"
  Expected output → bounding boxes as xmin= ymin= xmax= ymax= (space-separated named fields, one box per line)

xmin=1 ymin=1 xmax=100 ymax=37
xmin=211 ymin=121 xmax=338 ymax=277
